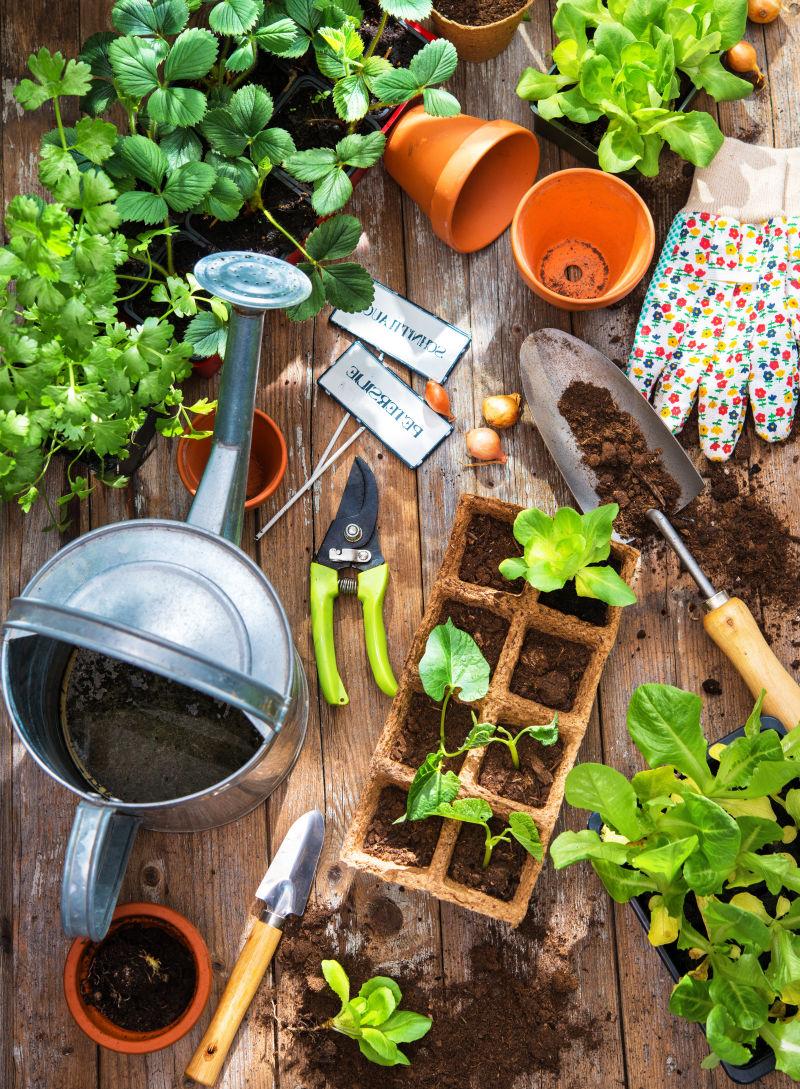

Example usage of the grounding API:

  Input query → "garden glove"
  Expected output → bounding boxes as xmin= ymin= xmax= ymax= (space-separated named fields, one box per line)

xmin=627 ymin=138 xmax=800 ymax=460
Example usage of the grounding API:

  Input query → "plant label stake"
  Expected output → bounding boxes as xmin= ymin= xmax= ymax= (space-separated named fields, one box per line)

xmin=1 ymin=252 xmax=314 ymax=941
xmin=186 ymin=809 xmax=325 ymax=1086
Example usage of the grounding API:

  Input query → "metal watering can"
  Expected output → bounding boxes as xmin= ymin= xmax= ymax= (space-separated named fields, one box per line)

xmin=1 ymin=253 xmax=312 ymax=940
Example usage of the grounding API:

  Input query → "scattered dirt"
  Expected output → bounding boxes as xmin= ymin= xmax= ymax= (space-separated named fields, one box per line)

xmin=477 ymin=734 xmax=564 ymax=806
xmin=540 ymin=239 xmax=609 ymax=300
xmin=447 ymin=817 xmax=526 ymax=901
xmin=434 ymin=0 xmax=528 ymax=25
xmin=537 ymin=553 xmax=623 ymax=626
xmin=362 ymin=786 xmax=441 ymax=868
xmin=436 ymin=599 xmax=510 ymax=672
xmin=192 ymin=176 xmax=316 ymax=255
xmin=702 ymin=678 xmax=723 ymax=696
xmin=558 ymin=379 xmax=681 ymax=541
xmin=459 ymin=513 xmax=523 ymax=594
xmin=390 ymin=692 xmax=474 ymax=770
xmin=82 ymin=921 xmax=196 ymax=1032
xmin=510 ymin=630 xmax=591 ymax=711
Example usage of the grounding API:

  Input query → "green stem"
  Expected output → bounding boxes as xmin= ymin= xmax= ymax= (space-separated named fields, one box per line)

xmin=53 ymin=96 xmax=68 ymax=150
xmin=163 ymin=219 xmax=175 ymax=276
xmin=229 ymin=61 xmax=257 ymax=91
xmin=507 ymin=738 xmax=520 ymax=771
xmin=364 ymin=9 xmax=389 ymax=61
xmin=482 ymin=830 xmax=494 ymax=870
xmin=439 ymin=689 xmax=453 ymax=752
xmin=260 ymin=204 xmax=314 ymax=264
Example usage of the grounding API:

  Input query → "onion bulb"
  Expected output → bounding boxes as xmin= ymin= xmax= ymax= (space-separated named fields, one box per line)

xmin=465 ymin=427 xmax=507 ymax=466
xmin=748 ymin=0 xmax=780 ymax=22
xmin=482 ymin=393 xmax=521 ymax=430
xmin=726 ymin=40 xmax=766 ymax=86
xmin=424 ymin=379 xmax=454 ymax=420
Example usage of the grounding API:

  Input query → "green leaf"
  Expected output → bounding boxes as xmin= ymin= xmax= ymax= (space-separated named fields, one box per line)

xmin=422 ymin=87 xmax=461 ymax=118
xmin=499 ymin=556 xmax=528 ymax=583
xmin=462 ymin=717 xmax=497 ymax=749
xmin=516 ymin=67 xmax=568 ymax=101
xmin=320 ymin=261 xmax=373 ymax=311
xmin=404 ymin=752 xmax=461 ymax=822
xmin=418 ymin=618 xmax=490 ymax=703
xmin=15 ymin=48 xmax=92 ymax=110
xmin=692 ymin=53 xmax=753 ymax=101
xmin=185 ymin=308 xmax=228 ymax=356
xmin=370 ymin=66 xmax=419 ymax=105
xmin=312 ymin=170 xmax=353 ymax=215
xmin=112 ymin=0 xmax=190 ymax=35
xmin=669 ymin=975 xmax=713 ymax=1023
xmin=360 ymin=986 xmax=398 ymax=1026
xmin=659 ymin=794 xmax=740 ymax=894
xmin=705 ymin=1005 xmax=752 ymax=1066
xmin=72 ymin=117 xmax=117 ymax=164
xmin=660 ymin=111 xmax=724 ymax=168
xmin=701 ymin=898 xmax=771 ymax=952
xmin=626 ymin=683 xmax=712 ymax=788
xmin=575 ymin=565 xmax=636 ymax=606
xmin=108 ymin=36 xmax=161 ymax=97
xmin=160 ymin=128 xmax=203 ymax=169
xmin=305 ymin=215 xmax=361 ymax=261
xmin=378 ymin=0 xmax=431 ymax=17
xmin=359 ymin=976 xmax=402 ymax=1007
xmin=409 ymin=38 xmax=458 ymax=87
xmin=565 ymin=763 xmax=642 ymax=840
xmin=333 ymin=74 xmax=370 ymax=121
xmin=436 ymin=797 xmax=493 ymax=826
xmin=359 ymin=1030 xmax=409 ymax=1067
xmin=119 ymin=135 xmax=167 ymax=188
xmin=148 ymin=85 xmax=208 ymax=127
xmin=768 ymin=926 xmax=800 ymax=1004
xmin=591 ymin=858 xmax=658 ymax=902
xmin=508 ymin=811 xmax=543 ymax=860
xmin=381 ymin=1010 xmax=432 ymax=1044
xmin=635 ymin=836 xmax=698 ymax=882
xmin=709 ymin=954 xmax=771 ymax=1031
xmin=116 ymin=189 xmax=170 ymax=223
xmin=251 ymin=127 xmax=295 ymax=166
xmin=283 ymin=147 xmax=337 ymax=182
xmin=549 ymin=829 xmax=629 ymax=868
xmin=762 ymin=1019 xmax=800 ymax=1080
xmin=335 ymin=131 xmax=386 ymax=169
xmin=322 ymin=960 xmax=351 ymax=1009
xmin=208 ymin=0 xmax=260 ymax=34
xmin=164 ymin=27 xmax=218 ymax=81
xmin=286 ymin=262 xmax=326 ymax=321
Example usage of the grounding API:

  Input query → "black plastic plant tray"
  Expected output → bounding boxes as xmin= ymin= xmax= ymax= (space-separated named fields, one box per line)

xmin=589 ymin=715 xmax=786 ymax=1085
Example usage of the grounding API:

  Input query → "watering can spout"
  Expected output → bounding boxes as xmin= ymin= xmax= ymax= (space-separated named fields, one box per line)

xmin=186 ymin=252 xmax=313 ymax=545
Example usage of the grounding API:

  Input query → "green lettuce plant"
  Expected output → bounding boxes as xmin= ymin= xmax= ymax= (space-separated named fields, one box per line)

xmin=321 ymin=959 xmax=432 ymax=1067
xmin=550 ymin=682 xmax=800 ymax=1078
xmin=516 ymin=0 xmax=752 ymax=176
xmin=499 ymin=503 xmax=636 ymax=607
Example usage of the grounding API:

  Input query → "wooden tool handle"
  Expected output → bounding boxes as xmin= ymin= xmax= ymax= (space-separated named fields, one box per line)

xmin=186 ymin=919 xmax=282 ymax=1086
xmin=704 ymin=596 xmax=800 ymax=731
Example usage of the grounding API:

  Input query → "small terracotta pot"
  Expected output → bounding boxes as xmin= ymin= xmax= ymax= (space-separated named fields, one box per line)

xmin=511 ymin=168 xmax=655 ymax=311
xmin=64 ymin=902 xmax=212 ymax=1054
xmin=384 ymin=105 xmax=539 ymax=253
xmin=431 ymin=1 xmax=534 ymax=62
xmin=177 ymin=408 xmax=287 ymax=509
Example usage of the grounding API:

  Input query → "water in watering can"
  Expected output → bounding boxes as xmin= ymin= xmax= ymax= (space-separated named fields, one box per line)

xmin=59 ymin=649 xmax=264 ymax=803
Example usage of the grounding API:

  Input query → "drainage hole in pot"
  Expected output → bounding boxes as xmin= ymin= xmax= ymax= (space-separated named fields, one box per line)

xmin=477 ymin=729 xmax=564 ymax=807
xmin=435 ymin=599 xmax=510 ymax=673
xmin=509 ymin=630 xmax=591 ymax=712
xmin=363 ymin=786 xmax=441 ymax=869
xmin=459 ymin=514 xmax=524 ymax=595
xmin=81 ymin=921 xmax=196 ymax=1033
xmin=391 ymin=692 xmax=474 ymax=771
xmin=564 ymin=265 xmax=583 ymax=282
xmin=447 ymin=817 xmax=527 ymax=902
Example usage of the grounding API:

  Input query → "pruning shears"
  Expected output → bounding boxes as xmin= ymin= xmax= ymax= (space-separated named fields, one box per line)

xmin=310 ymin=457 xmax=398 ymax=707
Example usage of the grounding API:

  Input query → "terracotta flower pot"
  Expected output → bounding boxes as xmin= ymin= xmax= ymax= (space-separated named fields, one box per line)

xmin=384 ymin=106 xmax=539 ymax=253
xmin=511 ymin=168 xmax=655 ymax=311
xmin=177 ymin=408 xmax=287 ymax=509
xmin=192 ymin=353 xmax=223 ymax=379
xmin=64 ymin=902 xmax=212 ymax=1054
xmin=431 ymin=1 xmax=534 ymax=62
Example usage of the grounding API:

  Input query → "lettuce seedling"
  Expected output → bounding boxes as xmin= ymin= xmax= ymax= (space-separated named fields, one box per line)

xmin=321 ymin=960 xmax=431 ymax=1067
xmin=499 ymin=503 xmax=636 ymax=607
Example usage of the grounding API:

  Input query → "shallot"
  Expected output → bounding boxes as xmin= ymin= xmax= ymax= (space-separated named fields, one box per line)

xmin=465 ymin=427 xmax=507 ymax=466
xmin=748 ymin=0 xmax=780 ymax=22
xmin=424 ymin=379 xmax=454 ymax=420
xmin=726 ymin=40 xmax=766 ymax=86
xmin=482 ymin=393 xmax=521 ymax=429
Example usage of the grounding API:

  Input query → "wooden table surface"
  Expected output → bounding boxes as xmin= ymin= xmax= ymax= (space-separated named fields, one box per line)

xmin=2 ymin=2 xmax=799 ymax=1087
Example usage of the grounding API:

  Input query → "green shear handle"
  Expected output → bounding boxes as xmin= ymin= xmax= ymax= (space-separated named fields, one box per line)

xmin=310 ymin=562 xmax=398 ymax=706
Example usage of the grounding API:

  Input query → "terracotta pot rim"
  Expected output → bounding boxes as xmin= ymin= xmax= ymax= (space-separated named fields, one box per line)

xmin=430 ymin=118 xmax=539 ymax=252
xmin=432 ymin=0 xmax=534 ymax=32
xmin=176 ymin=407 xmax=288 ymax=508
xmin=63 ymin=902 xmax=212 ymax=1054
xmin=510 ymin=167 xmax=655 ymax=310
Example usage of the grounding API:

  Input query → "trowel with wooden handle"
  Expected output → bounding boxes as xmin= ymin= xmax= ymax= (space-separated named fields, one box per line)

xmin=185 ymin=809 xmax=325 ymax=1086
xmin=519 ymin=328 xmax=800 ymax=731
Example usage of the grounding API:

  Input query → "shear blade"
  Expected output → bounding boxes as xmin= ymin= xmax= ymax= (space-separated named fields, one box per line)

xmin=316 ymin=457 xmax=382 ymax=568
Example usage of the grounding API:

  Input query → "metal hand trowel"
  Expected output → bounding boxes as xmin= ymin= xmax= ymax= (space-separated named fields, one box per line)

xmin=520 ymin=328 xmax=800 ymax=730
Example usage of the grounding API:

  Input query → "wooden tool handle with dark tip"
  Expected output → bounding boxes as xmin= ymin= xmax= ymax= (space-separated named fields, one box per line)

xmin=185 ymin=918 xmax=282 ymax=1086
xmin=704 ymin=596 xmax=800 ymax=731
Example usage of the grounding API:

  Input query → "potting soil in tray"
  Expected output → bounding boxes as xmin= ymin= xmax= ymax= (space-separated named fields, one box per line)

xmin=82 ymin=920 xmax=196 ymax=1032
xmin=510 ymin=629 xmax=591 ymax=711
xmin=458 ymin=512 xmax=523 ymax=594
xmin=277 ymin=80 xmax=375 ymax=151
xmin=477 ymin=733 xmax=563 ymax=807
xmin=447 ymin=816 xmax=526 ymax=901
xmin=361 ymin=3 xmax=426 ymax=68
xmin=191 ymin=176 xmax=317 ymax=256
xmin=390 ymin=691 xmax=474 ymax=770
xmin=363 ymin=785 xmax=441 ymax=868
xmin=61 ymin=649 xmax=264 ymax=803
xmin=435 ymin=598 xmax=509 ymax=672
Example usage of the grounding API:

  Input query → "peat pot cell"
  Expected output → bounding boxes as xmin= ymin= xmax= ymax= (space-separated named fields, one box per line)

xmin=447 ymin=817 xmax=527 ymax=902
xmin=537 ymin=554 xmax=624 ymax=627
xmin=363 ymin=786 xmax=441 ymax=869
xmin=391 ymin=692 xmax=474 ymax=770
xmin=459 ymin=514 xmax=524 ymax=595
xmin=510 ymin=630 xmax=592 ymax=712
xmin=477 ymin=733 xmax=564 ymax=807
xmin=437 ymin=599 xmax=510 ymax=673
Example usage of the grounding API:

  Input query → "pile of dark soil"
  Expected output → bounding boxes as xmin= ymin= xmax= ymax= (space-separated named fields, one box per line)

xmin=447 ymin=817 xmax=525 ymax=900
xmin=363 ymin=786 xmax=441 ymax=867
xmin=434 ymin=0 xmax=528 ymax=24
xmin=274 ymin=898 xmax=603 ymax=1089
xmin=361 ymin=2 xmax=426 ymax=67
xmin=558 ymin=379 xmax=681 ymax=540
xmin=510 ymin=630 xmax=591 ymax=711
xmin=478 ymin=733 xmax=564 ymax=806
xmin=459 ymin=513 xmax=523 ymax=594
xmin=193 ymin=176 xmax=316 ymax=255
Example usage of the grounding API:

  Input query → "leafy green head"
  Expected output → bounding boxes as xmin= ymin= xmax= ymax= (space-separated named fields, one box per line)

xmin=499 ymin=503 xmax=636 ymax=607
xmin=321 ymin=959 xmax=432 ymax=1067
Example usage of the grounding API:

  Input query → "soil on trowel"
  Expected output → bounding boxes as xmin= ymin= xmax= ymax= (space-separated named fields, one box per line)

xmin=61 ymin=649 xmax=263 ymax=803
xmin=436 ymin=599 xmax=509 ymax=672
xmin=510 ymin=630 xmax=591 ymax=711
xmin=558 ymin=379 xmax=681 ymax=541
xmin=82 ymin=921 xmax=196 ymax=1032
xmin=459 ymin=513 xmax=523 ymax=594
xmin=477 ymin=732 xmax=564 ymax=806
xmin=391 ymin=692 xmax=474 ymax=770
xmin=537 ymin=554 xmax=623 ymax=626
xmin=274 ymin=896 xmax=603 ymax=1089
xmin=433 ymin=0 xmax=529 ymax=24
xmin=447 ymin=816 xmax=527 ymax=901
xmin=363 ymin=786 xmax=441 ymax=868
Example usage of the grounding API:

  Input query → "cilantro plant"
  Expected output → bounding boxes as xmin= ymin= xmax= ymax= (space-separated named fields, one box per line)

xmin=321 ymin=959 xmax=432 ymax=1067
xmin=516 ymin=0 xmax=752 ymax=176
xmin=551 ymin=682 xmax=800 ymax=1078
xmin=499 ymin=503 xmax=636 ymax=608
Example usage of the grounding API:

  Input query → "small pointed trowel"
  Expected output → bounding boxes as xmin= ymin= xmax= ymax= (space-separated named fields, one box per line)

xmin=520 ymin=328 xmax=800 ymax=730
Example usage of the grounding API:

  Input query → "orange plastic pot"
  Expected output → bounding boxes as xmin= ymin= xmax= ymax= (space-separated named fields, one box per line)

xmin=177 ymin=408 xmax=287 ymax=509
xmin=511 ymin=168 xmax=655 ymax=311
xmin=64 ymin=902 xmax=212 ymax=1054
xmin=431 ymin=1 xmax=534 ymax=62
xmin=384 ymin=105 xmax=539 ymax=254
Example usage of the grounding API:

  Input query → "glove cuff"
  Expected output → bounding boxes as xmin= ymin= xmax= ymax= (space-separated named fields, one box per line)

xmin=681 ymin=137 xmax=800 ymax=222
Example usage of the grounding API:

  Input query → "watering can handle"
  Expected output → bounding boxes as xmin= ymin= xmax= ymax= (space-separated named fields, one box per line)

xmin=61 ymin=802 xmax=140 ymax=940
xmin=4 ymin=597 xmax=287 ymax=736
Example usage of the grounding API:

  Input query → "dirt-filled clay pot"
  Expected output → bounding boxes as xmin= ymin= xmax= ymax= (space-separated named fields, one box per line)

xmin=431 ymin=1 xmax=534 ymax=63
xmin=177 ymin=407 xmax=287 ymax=508
xmin=511 ymin=168 xmax=655 ymax=311
xmin=384 ymin=106 xmax=539 ymax=253
xmin=64 ymin=902 xmax=212 ymax=1053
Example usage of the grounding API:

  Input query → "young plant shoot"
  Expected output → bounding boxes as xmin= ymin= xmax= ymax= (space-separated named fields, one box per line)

xmin=321 ymin=960 xmax=432 ymax=1068
xmin=499 ymin=503 xmax=636 ymax=607
xmin=550 ymin=683 xmax=800 ymax=1079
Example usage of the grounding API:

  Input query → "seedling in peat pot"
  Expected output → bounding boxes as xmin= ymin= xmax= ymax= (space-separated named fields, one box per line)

xmin=499 ymin=503 xmax=636 ymax=607
xmin=436 ymin=800 xmax=543 ymax=870
xmin=469 ymin=716 xmax=559 ymax=771
xmin=321 ymin=959 xmax=431 ymax=1067
xmin=418 ymin=617 xmax=491 ymax=756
